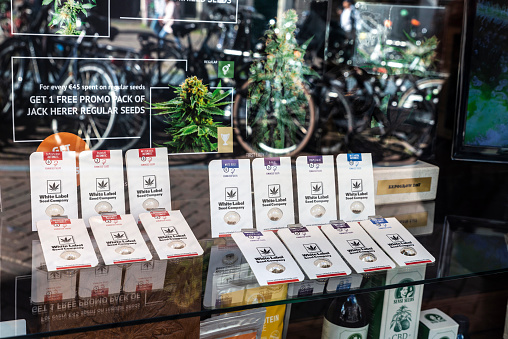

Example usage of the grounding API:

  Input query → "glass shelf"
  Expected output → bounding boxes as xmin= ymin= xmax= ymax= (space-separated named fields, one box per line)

xmin=3 ymin=215 xmax=508 ymax=337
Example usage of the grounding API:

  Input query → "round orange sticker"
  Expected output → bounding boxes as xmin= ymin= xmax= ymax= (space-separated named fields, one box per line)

xmin=37 ymin=133 xmax=90 ymax=185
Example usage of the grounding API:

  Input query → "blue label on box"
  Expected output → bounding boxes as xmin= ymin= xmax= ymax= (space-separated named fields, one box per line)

xmin=307 ymin=156 xmax=323 ymax=164
xmin=370 ymin=218 xmax=388 ymax=225
xmin=264 ymin=158 xmax=281 ymax=167
xmin=222 ymin=159 xmax=239 ymax=169
xmin=347 ymin=153 xmax=362 ymax=162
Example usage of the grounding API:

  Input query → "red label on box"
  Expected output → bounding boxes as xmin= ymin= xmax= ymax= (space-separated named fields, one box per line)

xmin=102 ymin=214 xmax=122 ymax=222
xmin=51 ymin=219 xmax=71 ymax=225
xmin=92 ymin=150 xmax=111 ymax=159
xmin=139 ymin=148 xmax=156 ymax=158
xmin=44 ymin=293 xmax=63 ymax=302
xmin=91 ymin=288 xmax=109 ymax=297
xmin=150 ymin=211 xmax=170 ymax=218
xmin=44 ymin=152 xmax=63 ymax=161
xmin=136 ymin=283 xmax=153 ymax=292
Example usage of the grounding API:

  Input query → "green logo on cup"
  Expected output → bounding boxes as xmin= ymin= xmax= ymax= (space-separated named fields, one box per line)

xmin=347 ymin=334 xmax=362 ymax=339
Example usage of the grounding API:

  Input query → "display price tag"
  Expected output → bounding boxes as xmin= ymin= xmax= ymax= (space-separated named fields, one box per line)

xmin=79 ymin=150 xmax=125 ymax=226
xmin=209 ymin=159 xmax=253 ymax=237
xmin=252 ymin=157 xmax=295 ymax=231
xmin=336 ymin=153 xmax=376 ymax=222
xmin=359 ymin=217 xmax=435 ymax=266
xmin=36 ymin=218 xmax=98 ymax=271
xmin=139 ymin=210 xmax=203 ymax=260
xmin=123 ymin=260 xmax=167 ymax=293
xmin=231 ymin=230 xmax=304 ymax=286
xmin=89 ymin=214 xmax=152 ymax=265
xmin=321 ymin=221 xmax=395 ymax=273
xmin=78 ymin=264 xmax=123 ymax=298
xmin=278 ymin=226 xmax=351 ymax=279
xmin=31 ymin=241 xmax=77 ymax=303
xmin=125 ymin=148 xmax=171 ymax=219
xmin=29 ymin=151 xmax=79 ymax=231
xmin=296 ymin=156 xmax=337 ymax=226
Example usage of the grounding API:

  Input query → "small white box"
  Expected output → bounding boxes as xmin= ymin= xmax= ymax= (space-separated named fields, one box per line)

xmin=376 ymin=201 xmax=435 ymax=236
xmin=419 ymin=308 xmax=459 ymax=339
xmin=374 ymin=161 xmax=439 ymax=205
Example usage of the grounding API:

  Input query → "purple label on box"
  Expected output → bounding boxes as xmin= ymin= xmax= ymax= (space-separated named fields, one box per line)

xmin=307 ymin=156 xmax=323 ymax=164
xmin=222 ymin=159 xmax=239 ymax=169
xmin=332 ymin=223 xmax=351 ymax=230
xmin=264 ymin=158 xmax=281 ymax=167
xmin=347 ymin=153 xmax=362 ymax=162
xmin=290 ymin=226 xmax=309 ymax=234
xmin=243 ymin=231 xmax=263 ymax=237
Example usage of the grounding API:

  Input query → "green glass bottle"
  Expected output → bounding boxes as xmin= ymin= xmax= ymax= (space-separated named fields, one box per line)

xmin=321 ymin=294 xmax=370 ymax=339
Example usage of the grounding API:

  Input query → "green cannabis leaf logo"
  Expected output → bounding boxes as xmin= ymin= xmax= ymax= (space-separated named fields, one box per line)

xmin=48 ymin=182 xmax=60 ymax=192
xmin=144 ymin=177 xmax=155 ymax=187
xmin=227 ymin=190 xmax=237 ymax=199
xmin=269 ymin=186 xmax=279 ymax=196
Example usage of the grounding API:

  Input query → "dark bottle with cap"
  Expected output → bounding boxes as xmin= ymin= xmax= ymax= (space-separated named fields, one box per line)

xmin=321 ymin=294 xmax=370 ymax=339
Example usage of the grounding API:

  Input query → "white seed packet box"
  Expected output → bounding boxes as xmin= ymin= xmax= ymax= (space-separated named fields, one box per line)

xmin=325 ymin=273 xmax=364 ymax=293
xmin=209 ymin=159 xmax=253 ymax=237
xmin=374 ymin=266 xmax=426 ymax=339
xmin=79 ymin=150 xmax=126 ymax=226
xmin=336 ymin=153 xmax=376 ymax=222
xmin=296 ymin=156 xmax=337 ymax=226
xmin=125 ymin=148 xmax=171 ymax=219
xmin=203 ymin=240 xmax=249 ymax=309
xmin=374 ymin=161 xmax=439 ymax=205
xmin=36 ymin=218 xmax=98 ymax=271
xmin=231 ymin=230 xmax=304 ymax=286
xmin=419 ymin=308 xmax=459 ymax=339
xmin=278 ymin=225 xmax=351 ymax=279
xmin=376 ymin=201 xmax=435 ymax=236
xmin=29 ymin=151 xmax=79 ymax=231
xmin=321 ymin=221 xmax=396 ymax=273
xmin=31 ymin=241 xmax=76 ymax=303
xmin=123 ymin=260 xmax=167 ymax=293
xmin=252 ymin=157 xmax=295 ymax=231
xmin=78 ymin=264 xmax=123 ymax=298
xmin=89 ymin=214 xmax=152 ymax=265
xmin=139 ymin=210 xmax=203 ymax=260
xmin=359 ymin=217 xmax=435 ymax=266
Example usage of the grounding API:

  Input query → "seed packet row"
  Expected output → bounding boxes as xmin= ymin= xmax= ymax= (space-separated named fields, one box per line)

xmin=29 ymin=147 xmax=171 ymax=231
xmin=208 ymin=153 xmax=376 ymax=238
xmin=36 ymin=210 xmax=203 ymax=271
